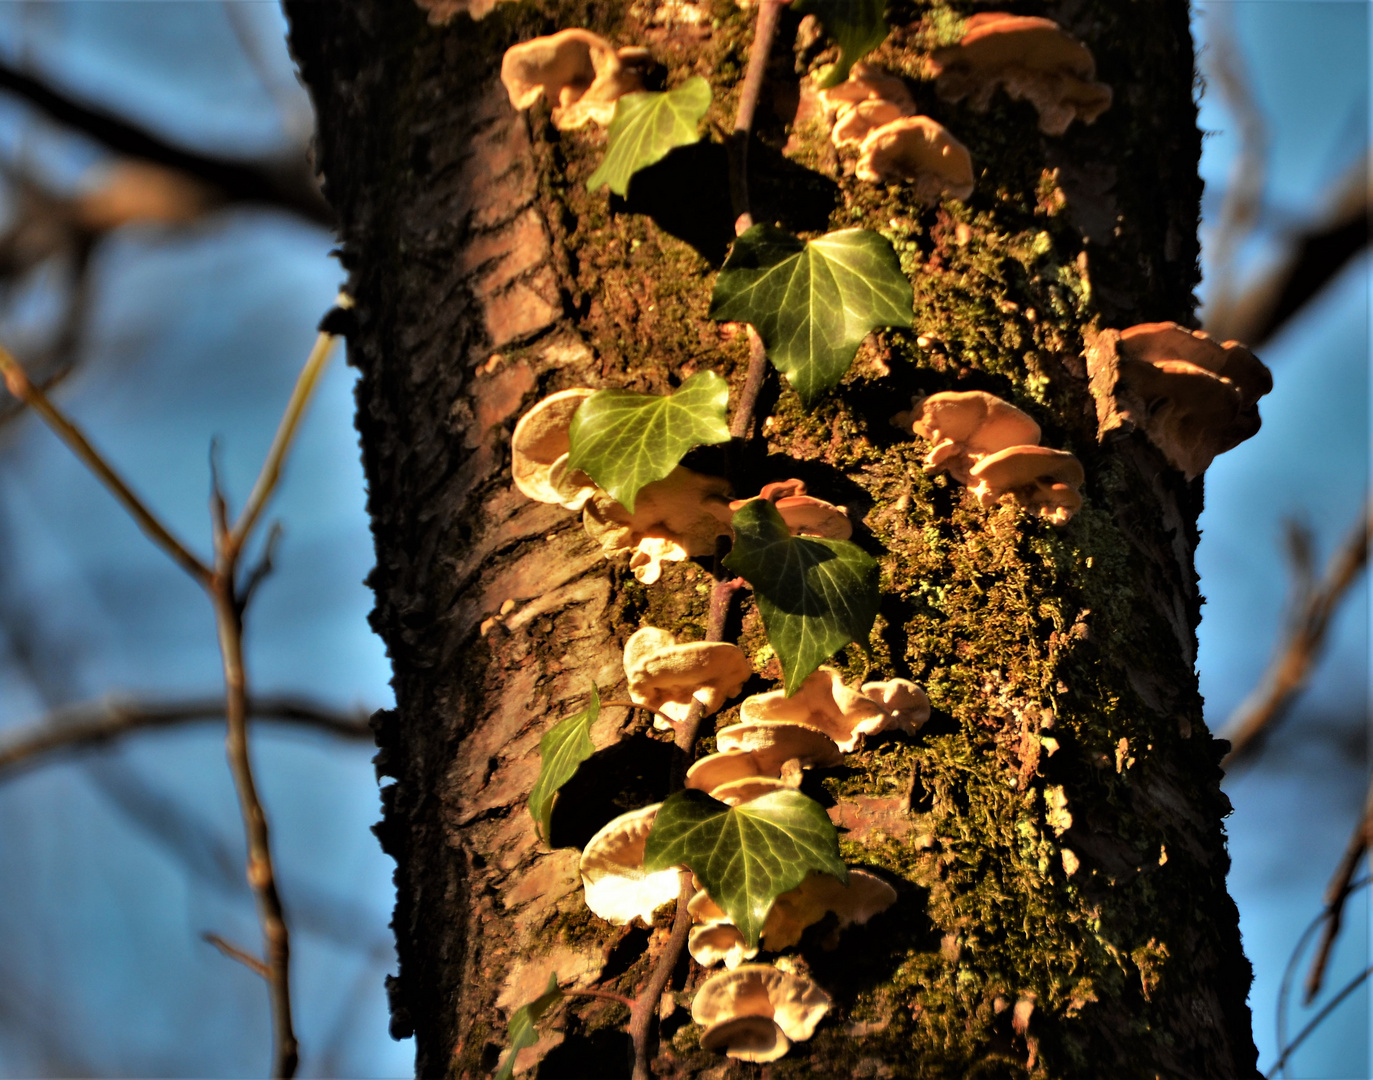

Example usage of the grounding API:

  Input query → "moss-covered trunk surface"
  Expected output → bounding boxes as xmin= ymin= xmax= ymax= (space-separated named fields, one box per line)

xmin=288 ymin=1 xmax=1259 ymax=1077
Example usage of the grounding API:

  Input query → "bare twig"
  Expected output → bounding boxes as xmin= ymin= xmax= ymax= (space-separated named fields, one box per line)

xmin=1205 ymin=154 xmax=1370 ymax=346
xmin=0 ymin=57 xmax=331 ymax=225
xmin=1269 ymin=963 xmax=1373 ymax=1078
xmin=230 ymin=294 xmax=351 ymax=555
xmin=1221 ymin=495 xmax=1372 ymax=764
xmin=1303 ymin=778 xmax=1373 ymax=1004
xmin=1199 ymin=6 xmax=1267 ymax=328
xmin=210 ymin=564 xmax=298 ymax=1078
xmin=203 ymin=932 xmax=271 ymax=979
xmin=0 ymin=694 xmax=372 ymax=776
xmin=0 ymin=296 xmax=352 ymax=1078
xmin=599 ymin=699 xmax=683 ymax=731
xmin=0 ymin=343 xmax=213 ymax=584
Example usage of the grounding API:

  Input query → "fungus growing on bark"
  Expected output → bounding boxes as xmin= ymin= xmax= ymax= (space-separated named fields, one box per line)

xmin=623 ymin=627 xmax=752 ymax=729
xmin=510 ymin=388 xmax=598 ymax=510
xmin=740 ymin=667 xmax=892 ymax=753
xmin=855 ymin=116 xmax=975 ymax=202
xmin=1085 ymin=323 xmax=1273 ymax=478
xmin=709 ymin=776 xmax=793 ymax=805
xmin=861 ymin=678 xmax=932 ymax=733
xmin=929 ymin=13 xmax=1112 ymax=136
xmin=899 ymin=389 xmax=1042 ymax=483
xmin=818 ymin=62 xmax=916 ymax=118
xmin=728 ymin=479 xmax=852 ymax=540
xmin=500 ymin=29 xmax=651 ymax=130
xmin=713 ymin=721 xmax=845 ymax=771
xmin=819 ymin=64 xmax=917 ymax=149
xmin=691 ymin=964 xmax=831 ymax=1061
xmin=582 ymin=466 xmax=732 ymax=584
xmin=688 ymin=868 xmax=897 ymax=970
xmin=967 ymin=445 xmax=1084 ymax=525
xmin=579 ymin=804 xmax=683 ymax=925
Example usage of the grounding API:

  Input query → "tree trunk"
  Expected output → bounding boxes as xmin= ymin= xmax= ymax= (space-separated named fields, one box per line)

xmin=286 ymin=2 xmax=1261 ymax=1077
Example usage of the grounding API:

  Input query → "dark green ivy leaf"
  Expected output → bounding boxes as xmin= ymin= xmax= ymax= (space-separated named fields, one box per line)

xmin=709 ymin=225 xmax=913 ymax=408
xmin=494 ymin=973 xmax=562 ymax=1080
xmin=642 ymin=788 xmax=846 ymax=946
xmin=723 ymin=499 xmax=880 ymax=694
xmin=527 ymin=687 xmax=600 ymax=844
xmin=586 ymin=76 xmax=712 ymax=196
xmin=567 ymin=371 xmax=731 ymax=512
xmin=794 ymin=0 xmax=890 ymax=88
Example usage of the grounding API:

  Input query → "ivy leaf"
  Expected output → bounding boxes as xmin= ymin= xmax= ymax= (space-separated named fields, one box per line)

xmin=723 ymin=499 xmax=880 ymax=694
xmin=643 ymin=788 xmax=846 ymax=947
xmin=494 ymin=974 xmax=562 ymax=1080
xmin=566 ymin=372 xmax=731 ymax=512
xmin=586 ymin=76 xmax=712 ymax=196
xmin=794 ymin=0 xmax=890 ymax=88
xmin=709 ymin=225 xmax=913 ymax=408
xmin=528 ymin=687 xmax=600 ymax=844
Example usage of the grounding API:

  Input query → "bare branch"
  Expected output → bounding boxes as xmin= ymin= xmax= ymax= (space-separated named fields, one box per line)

xmin=1200 ymin=6 xmax=1268 ymax=328
xmin=203 ymin=932 xmax=271 ymax=979
xmin=1205 ymin=154 xmax=1370 ymax=346
xmin=0 ymin=342 xmax=214 ymax=584
xmin=1303 ymin=778 xmax=1373 ymax=1004
xmin=0 ymin=694 xmax=372 ymax=776
xmin=1222 ymin=495 xmax=1371 ymax=764
xmin=0 ymin=57 xmax=332 ymax=225
xmin=229 ymin=294 xmax=352 ymax=554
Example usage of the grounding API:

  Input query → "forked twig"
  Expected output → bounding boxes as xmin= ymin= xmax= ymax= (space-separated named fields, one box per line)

xmin=1222 ymin=495 xmax=1372 ymax=764
xmin=0 ymin=344 xmax=212 ymax=584
xmin=0 ymin=293 xmax=353 ymax=1078
xmin=204 ymin=932 xmax=271 ymax=979
xmin=1303 ymin=778 xmax=1373 ymax=1004
xmin=0 ymin=693 xmax=371 ymax=776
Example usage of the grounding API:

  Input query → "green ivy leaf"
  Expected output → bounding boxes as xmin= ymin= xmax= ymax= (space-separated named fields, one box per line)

xmin=643 ymin=788 xmax=846 ymax=947
xmin=528 ymin=687 xmax=600 ymax=844
xmin=586 ymin=77 xmax=712 ymax=196
xmin=709 ymin=225 xmax=913 ymax=407
xmin=794 ymin=0 xmax=890 ymax=88
xmin=723 ymin=499 xmax=880 ymax=694
xmin=566 ymin=372 xmax=731 ymax=512
xmin=494 ymin=974 xmax=562 ymax=1080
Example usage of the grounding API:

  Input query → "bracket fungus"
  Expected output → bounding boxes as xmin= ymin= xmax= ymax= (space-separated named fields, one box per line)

xmin=967 ymin=445 xmax=1084 ymax=525
xmin=1085 ymin=322 xmax=1272 ymax=478
xmin=688 ymin=869 xmax=897 ymax=969
xmin=860 ymin=678 xmax=932 ymax=733
xmin=501 ymin=29 xmax=651 ymax=130
xmin=728 ymin=479 xmax=852 ymax=540
xmin=902 ymin=388 xmax=1084 ymax=524
xmin=819 ymin=63 xmax=917 ymax=149
xmin=713 ymin=721 xmax=845 ymax=771
xmin=899 ymin=389 xmax=1042 ymax=483
xmin=855 ymin=116 xmax=975 ymax=202
xmin=740 ymin=667 xmax=922 ymax=753
xmin=623 ymin=627 xmax=751 ymax=729
xmin=929 ymin=13 xmax=1112 ymax=136
xmin=511 ymin=388 xmax=598 ymax=510
xmin=692 ymin=964 xmax=831 ymax=1062
xmin=582 ymin=467 xmax=732 ymax=584
xmin=579 ymin=804 xmax=683 ymax=925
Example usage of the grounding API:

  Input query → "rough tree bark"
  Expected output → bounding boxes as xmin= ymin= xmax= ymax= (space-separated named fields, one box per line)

xmin=287 ymin=2 xmax=1261 ymax=1077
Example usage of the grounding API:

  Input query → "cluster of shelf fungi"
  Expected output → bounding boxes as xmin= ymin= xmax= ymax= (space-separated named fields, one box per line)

xmin=497 ymin=6 xmax=1272 ymax=1067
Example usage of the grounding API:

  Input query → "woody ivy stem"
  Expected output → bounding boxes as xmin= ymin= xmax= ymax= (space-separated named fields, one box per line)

xmin=625 ymin=8 xmax=782 ymax=1075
